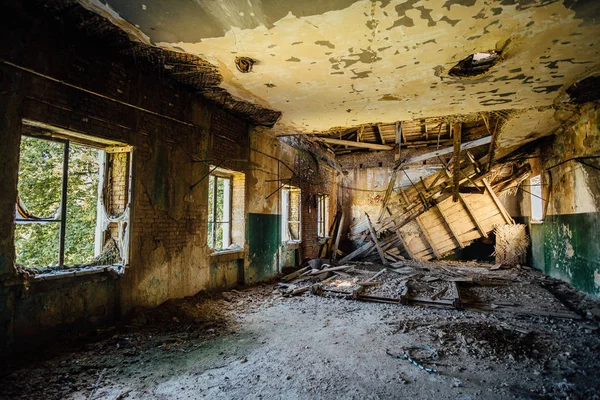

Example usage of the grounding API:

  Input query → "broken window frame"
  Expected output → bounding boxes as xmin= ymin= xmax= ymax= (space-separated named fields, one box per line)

xmin=207 ymin=172 xmax=232 ymax=251
xmin=317 ymin=194 xmax=329 ymax=238
xmin=15 ymin=126 xmax=133 ymax=270
xmin=281 ymin=185 xmax=301 ymax=243
xmin=97 ymin=145 xmax=134 ymax=266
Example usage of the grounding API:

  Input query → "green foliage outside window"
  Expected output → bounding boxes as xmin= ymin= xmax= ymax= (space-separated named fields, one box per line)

xmin=15 ymin=136 xmax=100 ymax=267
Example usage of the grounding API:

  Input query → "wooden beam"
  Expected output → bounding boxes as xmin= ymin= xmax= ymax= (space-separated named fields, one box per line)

xmin=332 ymin=211 xmax=345 ymax=260
xmin=394 ymin=135 xmax=492 ymax=168
xmin=482 ymin=178 xmax=514 ymax=225
xmin=486 ymin=118 xmax=500 ymax=172
xmin=452 ymin=123 xmax=462 ymax=202
xmin=458 ymin=193 xmax=488 ymax=238
xmin=395 ymin=122 xmax=402 ymax=162
xmin=377 ymin=124 xmax=386 ymax=145
xmin=339 ymin=241 xmax=374 ymax=263
xmin=389 ymin=209 xmax=415 ymax=260
xmin=317 ymin=137 xmax=393 ymax=151
xmin=357 ymin=125 xmax=364 ymax=142
xmin=377 ymin=170 xmax=397 ymax=222
xmin=365 ymin=213 xmax=388 ymax=265
xmin=436 ymin=204 xmax=464 ymax=249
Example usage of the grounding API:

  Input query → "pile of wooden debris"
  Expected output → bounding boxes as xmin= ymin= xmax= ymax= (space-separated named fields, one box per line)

xmin=278 ymin=260 xmax=582 ymax=320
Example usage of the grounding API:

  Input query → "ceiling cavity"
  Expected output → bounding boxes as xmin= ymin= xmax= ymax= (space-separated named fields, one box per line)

xmin=566 ymin=75 xmax=600 ymax=104
xmin=235 ymin=57 xmax=256 ymax=73
xmin=448 ymin=51 xmax=501 ymax=78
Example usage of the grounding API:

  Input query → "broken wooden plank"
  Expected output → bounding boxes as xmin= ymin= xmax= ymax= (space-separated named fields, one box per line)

xmin=482 ymin=178 xmax=514 ymax=224
xmin=365 ymin=213 xmax=388 ymax=265
xmin=356 ymin=294 xmax=402 ymax=304
xmin=448 ymin=281 xmax=464 ymax=310
xmin=339 ymin=242 xmax=374 ymax=263
xmin=378 ymin=170 xmax=398 ymax=222
xmin=317 ymin=137 xmax=393 ymax=151
xmin=281 ymin=266 xmax=311 ymax=282
xmin=366 ymin=268 xmax=387 ymax=282
xmin=452 ymin=123 xmax=462 ymax=202
xmin=331 ymin=211 xmax=344 ymax=260
xmin=309 ymin=265 xmax=352 ymax=275
xmin=395 ymin=135 xmax=492 ymax=168
xmin=486 ymin=118 xmax=500 ymax=172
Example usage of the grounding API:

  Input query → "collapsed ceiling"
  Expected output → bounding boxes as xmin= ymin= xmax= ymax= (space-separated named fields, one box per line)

xmin=76 ymin=0 xmax=599 ymax=139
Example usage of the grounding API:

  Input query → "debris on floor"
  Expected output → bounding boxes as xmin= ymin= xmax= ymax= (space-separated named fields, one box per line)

xmin=278 ymin=259 xmax=583 ymax=320
xmin=1 ymin=261 xmax=600 ymax=400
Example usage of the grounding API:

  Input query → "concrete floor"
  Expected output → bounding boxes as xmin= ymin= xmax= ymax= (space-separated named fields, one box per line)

xmin=1 ymin=263 xmax=600 ymax=399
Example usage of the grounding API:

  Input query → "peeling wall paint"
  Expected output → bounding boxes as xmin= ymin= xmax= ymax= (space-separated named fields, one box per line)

xmin=529 ymin=102 xmax=600 ymax=297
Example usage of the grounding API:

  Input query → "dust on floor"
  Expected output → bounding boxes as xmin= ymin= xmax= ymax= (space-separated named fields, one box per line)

xmin=1 ymin=262 xmax=600 ymax=400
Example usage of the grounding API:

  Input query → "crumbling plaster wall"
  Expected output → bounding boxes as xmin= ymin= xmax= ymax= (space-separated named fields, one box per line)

xmin=0 ymin=6 xmax=317 ymax=355
xmin=528 ymin=102 xmax=600 ymax=296
xmin=338 ymin=151 xmax=398 ymax=253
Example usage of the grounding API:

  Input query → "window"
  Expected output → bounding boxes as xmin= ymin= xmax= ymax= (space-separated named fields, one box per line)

xmin=207 ymin=174 xmax=232 ymax=250
xmin=281 ymin=186 xmax=301 ymax=243
xmin=317 ymin=194 xmax=329 ymax=238
xmin=15 ymin=132 xmax=132 ymax=268
xmin=530 ymin=174 xmax=543 ymax=222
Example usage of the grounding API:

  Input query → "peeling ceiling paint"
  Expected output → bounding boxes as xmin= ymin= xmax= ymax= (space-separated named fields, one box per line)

xmin=83 ymin=0 xmax=599 ymax=138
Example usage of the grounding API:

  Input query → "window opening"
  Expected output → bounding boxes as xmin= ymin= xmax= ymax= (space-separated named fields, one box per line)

xmin=317 ymin=194 xmax=329 ymax=238
xmin=15 ymin=134 xmax=132 ymax=269
xmin=282 ymin=186 xmax=301 ymax=243
xmin=530 ymin=174 xmax=543 ymax=222
xmin=208 ymin=174 xmax=232 ymax=250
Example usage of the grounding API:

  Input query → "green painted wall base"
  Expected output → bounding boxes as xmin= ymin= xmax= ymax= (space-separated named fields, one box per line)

xmin=530 ymin=212 xmax=600 ymax=297
xmin=246 ymin=213 xmax=281 ymax=283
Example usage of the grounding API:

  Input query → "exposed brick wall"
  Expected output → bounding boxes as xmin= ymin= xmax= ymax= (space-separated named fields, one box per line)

xmin=298 ymin=163 xmax=339 ymax=260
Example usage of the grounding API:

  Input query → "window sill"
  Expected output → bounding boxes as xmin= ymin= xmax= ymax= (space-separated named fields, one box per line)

xmin=530 ymin=220 xmax=544 ymax=225
xmin=4 ymin=265 xmax=123 ymax=286
xmin=283 ymin=242 xmax=301 ymax=250
xmin=210 ymin=250 xmax=245 ymax=262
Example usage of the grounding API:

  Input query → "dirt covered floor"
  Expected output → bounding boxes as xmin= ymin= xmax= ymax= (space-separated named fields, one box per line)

xmin=1 ymin=262 xmax=600 ymax=399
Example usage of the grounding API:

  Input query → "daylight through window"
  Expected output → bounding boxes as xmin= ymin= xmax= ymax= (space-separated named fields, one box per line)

xmin=530 ymin=175 xmax=543 ymax=222
xmin=15 ymin=134 xmax=132 ymax=268
xmin=317 ymin=194 xmax=329 ymax=238
xmin=208 ymin=174 xmax=232 ymax=250
xmin=282 ymin=186 xmax=301 ymax=243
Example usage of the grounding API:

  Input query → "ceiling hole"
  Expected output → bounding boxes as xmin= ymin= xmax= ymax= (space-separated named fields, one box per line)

xmin=566 ymin=75 xmax=600 ymax=104
xmin=448 ymin=51 xmax=501 ymax=78
xmin=235 ymin=57 xmax=255 ymax=73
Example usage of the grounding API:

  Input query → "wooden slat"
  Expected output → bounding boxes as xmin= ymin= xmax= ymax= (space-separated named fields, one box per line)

xmin=339 ymin=242 xmax=374 ymax=263
xmin=365 ymin=213 xmax=388 ymax=265
xmin=415 ymin=216 xmax=440 ymax=259
xmin=318 ymin=137 xmax=393 ymax=151
xmin=332 ymin=211 xmax=345 ymax=260
xmin=395 ymin=135 xmax=492 ymax=167
xmin=436 ymin=204 xmax=464 ymax=248
xmin=458 ymin=193 xmax=488 ymax=238
xmin=452 ymin=123 xmax=462 ymax=202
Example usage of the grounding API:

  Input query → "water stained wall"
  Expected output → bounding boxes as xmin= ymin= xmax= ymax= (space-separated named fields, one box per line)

xmin=529 ymin=102 xmax=600 ymax=296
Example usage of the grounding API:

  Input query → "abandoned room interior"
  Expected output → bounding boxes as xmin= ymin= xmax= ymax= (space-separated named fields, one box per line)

xmin=1 ymin=0 xmax=600 ymax=398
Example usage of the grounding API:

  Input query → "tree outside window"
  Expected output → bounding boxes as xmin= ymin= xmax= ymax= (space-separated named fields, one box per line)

xmin=207 ymin=174 xmax=231 ymax=250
